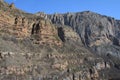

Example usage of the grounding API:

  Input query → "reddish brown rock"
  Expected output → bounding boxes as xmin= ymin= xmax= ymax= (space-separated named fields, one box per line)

xmin=31 ymin=19 xmax=62 ymax=46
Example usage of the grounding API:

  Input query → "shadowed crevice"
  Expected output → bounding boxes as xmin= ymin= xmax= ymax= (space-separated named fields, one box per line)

xmin=58 ymin=27 xmax=65 ymax=42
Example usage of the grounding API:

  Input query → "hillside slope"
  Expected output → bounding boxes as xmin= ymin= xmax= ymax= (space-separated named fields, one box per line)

xmin=0 ymin=0 xmax=120 ymax=80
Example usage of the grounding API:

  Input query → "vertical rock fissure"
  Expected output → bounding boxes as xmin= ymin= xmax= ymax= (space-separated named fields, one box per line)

xmin=58 ymin=27 xmax=65 ymax=42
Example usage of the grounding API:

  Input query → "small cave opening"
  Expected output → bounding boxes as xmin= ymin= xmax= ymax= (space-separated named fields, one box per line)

xmin=31 ymin=23 xmax=35 ymax=35
xmin=58 ymin=27 xmax=65 ymax=42
xmin=31 ymin=23 xmax=41 ymax=35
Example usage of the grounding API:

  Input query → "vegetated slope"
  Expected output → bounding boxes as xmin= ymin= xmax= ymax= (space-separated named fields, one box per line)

xmin=0 ymin=0 xmax=120 ymax=80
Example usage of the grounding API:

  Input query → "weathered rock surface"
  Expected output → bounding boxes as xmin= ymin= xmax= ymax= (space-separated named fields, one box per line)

xmin=48 ymin=11 xmax=120 ymax=60
xmin=0 ymin=0 xmax=120 ymax=80
xmin=31 ymin=19 xmax=62 ymax=46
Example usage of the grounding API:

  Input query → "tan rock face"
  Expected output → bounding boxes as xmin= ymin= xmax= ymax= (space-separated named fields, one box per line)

xmin=31 ymin=19 xmax=62 ymax=46
xmin=0 ymin=10 xmax=29 ymax=38
xmin=63 ymin=27 xmax=81 ymax=42
xmin=0 ymin=11 xmax=14 ymax=24
xmin=0 ymin=9 xmax=62 ymax=46
xmin=13 ymin=17 xmax=29 ymax=38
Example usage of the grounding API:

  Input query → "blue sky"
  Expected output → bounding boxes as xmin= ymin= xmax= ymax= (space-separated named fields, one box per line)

xmin=5 ymin=0 xmax=120 ymax=19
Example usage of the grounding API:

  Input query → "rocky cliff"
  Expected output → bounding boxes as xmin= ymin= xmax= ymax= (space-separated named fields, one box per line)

xmin=48 ymin=11 xmax=120 ymax=59
xmin=0 ymin=0 xmax=120 ymax=80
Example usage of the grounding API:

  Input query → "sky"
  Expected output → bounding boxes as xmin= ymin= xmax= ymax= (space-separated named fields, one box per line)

xmin=5 ymin=0 xmax=120 ymax=19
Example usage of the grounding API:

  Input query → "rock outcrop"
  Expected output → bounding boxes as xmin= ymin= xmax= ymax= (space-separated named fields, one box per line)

xmin=12 ymin=16 xmax=29 ymax=38
xmin=31 ymin=19 xmax=62 ymax=46
xmin=48 ymin=11 xmax=120 ymax=59
xmin=63 ymin=26 xmax=82 ymax=42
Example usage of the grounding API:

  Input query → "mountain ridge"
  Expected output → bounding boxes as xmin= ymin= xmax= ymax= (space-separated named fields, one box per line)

xmin=0 ymin=0 xmax=120 ymax=80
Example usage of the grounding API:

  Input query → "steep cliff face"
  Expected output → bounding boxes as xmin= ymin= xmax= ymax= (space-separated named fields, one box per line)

xmin=48 ymin=11 xmax=120 ymax=59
